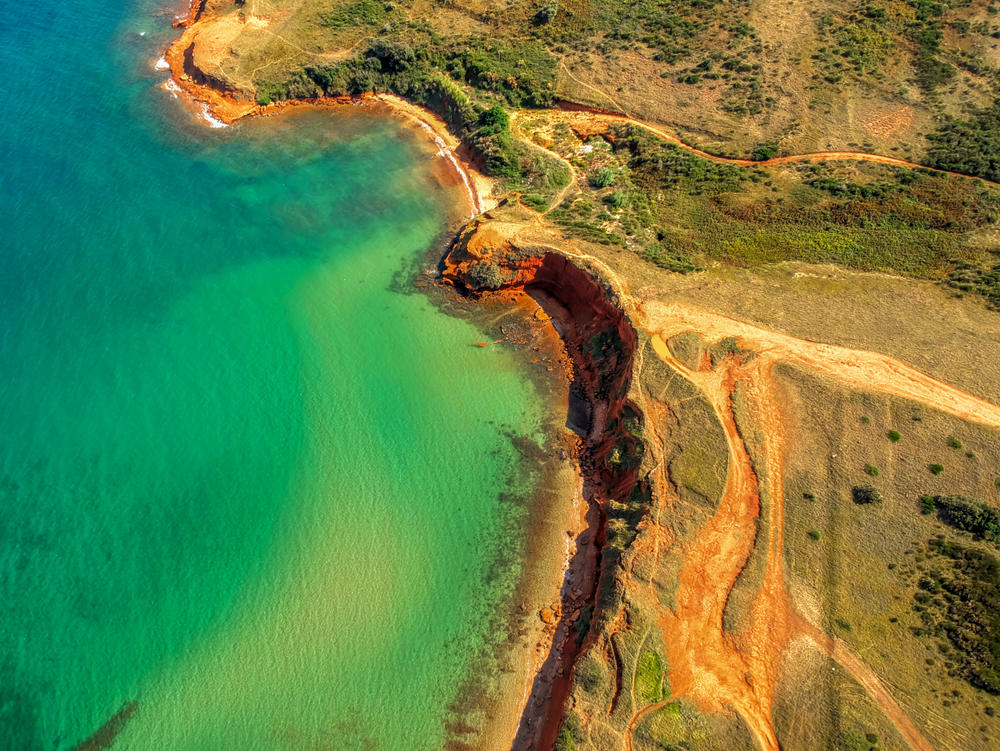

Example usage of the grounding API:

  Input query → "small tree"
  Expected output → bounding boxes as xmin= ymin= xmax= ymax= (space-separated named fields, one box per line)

xmin=535 ymin=0 xmax=559 ymax=24
xmin=852 ymin=486 xmax=882 ymax=504
xmin=467 ymin=262 xmax=506 ymax=290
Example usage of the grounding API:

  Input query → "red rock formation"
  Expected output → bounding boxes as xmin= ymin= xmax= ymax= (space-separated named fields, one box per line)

xmin=443 ymin=220 xmax=648 ymax=750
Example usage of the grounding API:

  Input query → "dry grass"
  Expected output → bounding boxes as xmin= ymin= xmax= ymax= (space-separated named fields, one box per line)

xmin=777 ymin=362 xmax=1000 ymax=750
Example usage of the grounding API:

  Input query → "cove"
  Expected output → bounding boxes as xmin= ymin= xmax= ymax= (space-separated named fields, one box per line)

xmin=0 ymin=1 xmax=550 ymax=748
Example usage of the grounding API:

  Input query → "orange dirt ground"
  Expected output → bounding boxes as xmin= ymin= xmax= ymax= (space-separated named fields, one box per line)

xmin=616 ymin=294 xmax=1000 ymax=750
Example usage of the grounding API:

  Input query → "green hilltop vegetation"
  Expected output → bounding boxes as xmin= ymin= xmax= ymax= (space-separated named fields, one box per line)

xmin=198 ymin=0 xmax=1000 ymax=298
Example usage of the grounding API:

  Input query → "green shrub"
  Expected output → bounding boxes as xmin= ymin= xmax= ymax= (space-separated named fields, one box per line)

xmin=947 ymin=435 xmax=963 ymax=449
xmin=605 ymin=189 xmax=628 ymax=209
xmin=865 ymin=463 xmax=880 ymax=477
xmin=752 ymin=142 xmax=779 ymax=160
xmin=853 ymin=486 xmax=883 ymax=504
xmin=589 ymin=166 xmax=616 ymax=188
xmin=933 ymin=496 xmax=1000 ymax=542
xmin=888 ymin=429 xmax=901 ymax=442
xmin=920 ymin=494 xmax=936 ymax=514
xmin=930 ymin=463 xmax=944 ymax=475
xmin=467 ymin=262 xmax=506 ymax=290
xmin=535 ymin=0 xmax=559 ymax=24
xmin=808 ymin=530 xmax=821 ymax=540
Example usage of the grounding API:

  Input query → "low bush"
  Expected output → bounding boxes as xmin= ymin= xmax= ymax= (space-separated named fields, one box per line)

xmin=909 ymin=539 xmax=1000 ymax=694
xmin=467 ymin=262 xmax=506 ymax=290
xmin=590 ymin=166 xmax=616 ymax=188
xmin=933 ymin=496 xmax=1000 ymax=542
xmin=853 ymin=486 xmax=883 ymax=504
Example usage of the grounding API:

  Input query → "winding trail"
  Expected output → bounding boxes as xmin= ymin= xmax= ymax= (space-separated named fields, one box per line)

xmin=553 ymin=61 xmax=999 ymax=188
xmin=622 ymin=292 xmax=1000 ymax=751
xmin=508 ymin=111 xmax=580 ymax=212
xmin=643 ymin=301 xmax=1000 ymax=429
xmin=623 ymin=324 xmax=944 ymax=751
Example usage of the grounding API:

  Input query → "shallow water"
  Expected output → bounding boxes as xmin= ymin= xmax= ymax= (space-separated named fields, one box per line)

xmin=0 ymin=2 xmax=544 ymax=748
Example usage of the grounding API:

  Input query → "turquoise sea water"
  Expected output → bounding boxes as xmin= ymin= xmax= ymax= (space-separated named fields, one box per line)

xmin=0 ymin=2 xmax=545 ymax=748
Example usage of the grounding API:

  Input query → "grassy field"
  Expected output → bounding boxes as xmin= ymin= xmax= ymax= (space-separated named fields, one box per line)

xmin=519 ymin=115 xmax=1000 ymax=281
xmin=777 ymin=362 xmax=1000 ymax=750
xmin=773 ymin=643 xmax=911 ymax=751
xmin=222 ymin=0 xmax=1000 ymax=158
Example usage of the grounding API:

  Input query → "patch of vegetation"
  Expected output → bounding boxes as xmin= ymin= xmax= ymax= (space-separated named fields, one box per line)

xmin=865 ymin=463 xmax=880 ymax=477
xmin=319 ymin=0 xmax=390 ymax=30
xmin=906 ymin=0 xmax=955 ymax=92
xmin=808 ymin=529 xmax=822 ymax=540
xmin=888 ymin=430 xmax=901 ymax=442
xmin=467 ymin=261 xmax=506 ymax=289
xmin=930 ymin=496 xmax=1000 ymax=542
xmin=927 ymin=105 xmax=1000 ymax=182
xmin=554 ymin=712 xmax=584 ymax=751
xmin=931 ymin=463 xmax=945 ymax=475
xmin=636 ymin=650 xmax=665 ymax=703
xmin=853 ymin=486 xmax=883 ymax=504
xmin=907 ymin=539 xmax=1000 ymax=694
xmin=446 ymin=38 xmax=557 ymax=108
xmin=946 ymin=261 xmax=1000 ymax=310
xmin=836 ymin=729 xmax=882 ymax=751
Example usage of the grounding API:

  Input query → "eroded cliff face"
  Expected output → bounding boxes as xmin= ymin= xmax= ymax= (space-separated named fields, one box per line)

xmin=443 ymin=217 xmax=642 ymax=491
xmin=443 ymin=215 xmax=651 ymax=750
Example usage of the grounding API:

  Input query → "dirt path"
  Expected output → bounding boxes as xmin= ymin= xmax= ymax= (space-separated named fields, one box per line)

xmin=796 ymin=619 xmax=935 ymax=751
xmin=623 ymin=310 xmax=955 ymax=751
xmin=643 ymin=301 xmax=1000 ymax=429
xmin=645 ymin=343 xmax=783 ymax=751
xmin=549 ymin=66 xmax=997 ymax=185
xmin=509 ymin=111 xmax=580 ymax=212
xmin=558 ymin=59 xmax=629 ymax=115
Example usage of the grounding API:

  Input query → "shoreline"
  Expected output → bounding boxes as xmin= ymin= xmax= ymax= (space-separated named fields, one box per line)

xmin=160 ymin=3 xmax=493 ymax=220
xmin=432 ymin=289 xmax=587 ymax=751
xmin=159 ymin=7 xmax=591 ymax=750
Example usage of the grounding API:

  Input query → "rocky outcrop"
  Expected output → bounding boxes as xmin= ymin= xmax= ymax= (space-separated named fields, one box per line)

xmin=443 ymin=216 xmax=650 ymax=750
